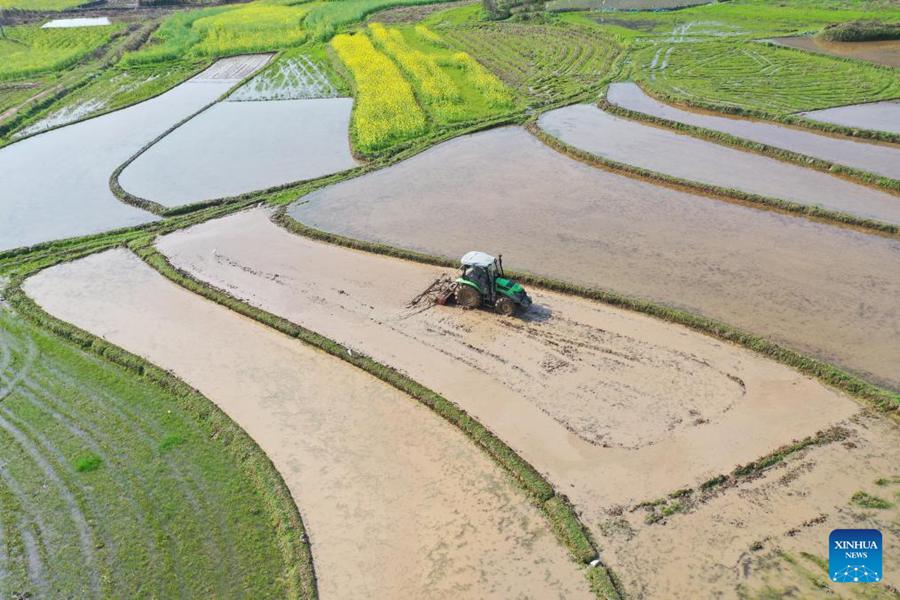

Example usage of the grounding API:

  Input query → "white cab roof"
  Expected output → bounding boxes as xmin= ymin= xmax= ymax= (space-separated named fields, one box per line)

xmin=460 ymin=251 xmax=495 ymax=267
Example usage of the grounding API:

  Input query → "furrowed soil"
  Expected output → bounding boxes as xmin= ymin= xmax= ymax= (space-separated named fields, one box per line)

xmin=118 ymin=98 xmax=357 ymax=207
xmin=772 ymin=36 xmax=900 ymax=69
xmin=802 ymin=100 xmax=900 ymax=136
xmin=154 ymin=208 xmax=892 ymax=599
xmin=23 ymin=249 xmax=593 ymax=600
xmin=0 ymin=56 xmax=269 ymax=252
xmin=539 ymin=104 xmax=900 ymax=224
xmin=606 ymin=82 xmax=900 ymax=181
xmin=289 ymin=126 xmax=900 ymax=391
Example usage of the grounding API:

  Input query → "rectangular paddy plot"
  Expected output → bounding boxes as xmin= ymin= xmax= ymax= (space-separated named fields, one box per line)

xmin=118 ymin=98 xmax=358 ymax=207
xmin=228 ymin=54 xmax=339 ymax=101
xmin=0 ymin=56 xmax=264 ymax=252
xmin=0 ymin=311 xmax=297 ymax=598
xmin=771 ymin=36 xmax=900 ymax=69
xmin=606 ymin=82 xmax=900 ymax=181
xmin=538 ymin=104 xmax=900 ymax=224
xmin=23 ymin=249 xmax=592 ymax=600
xmin=802 ymin=100 xmax=900 ymax=136
xmin=289 ymin=126 xmax=900 ymax=391
xmin=156 ymin=208 xmax=893 ymax=599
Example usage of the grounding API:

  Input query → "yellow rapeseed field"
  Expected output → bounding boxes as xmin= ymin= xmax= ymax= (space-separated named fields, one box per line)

xmin=331 ymin=32 xmax=427 ymax=154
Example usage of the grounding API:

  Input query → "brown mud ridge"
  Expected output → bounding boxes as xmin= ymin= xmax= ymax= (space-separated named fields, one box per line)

xmin=288 ymin=126 xmax=900 ymax=391
xmin=152 ymin=208 xmax=897 ymax=597
xmin=23 ymin=249 xmax=592 ymax=600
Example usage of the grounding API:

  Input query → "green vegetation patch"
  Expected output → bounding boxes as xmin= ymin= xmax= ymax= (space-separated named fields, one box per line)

xmin=0 ymin=309 xmax=310 ymax=598
xmin=0 ymin=0 xmax=87 ymax=9
xmin=304 ymin=0 xmax=452 ymax=40
xmin=0 ymin=24 xmax=123 ymax=81
xmin=819 ymin=19 xmax=900 ymax=42
xmin=851 ymin=491 xmax=893 ymax=509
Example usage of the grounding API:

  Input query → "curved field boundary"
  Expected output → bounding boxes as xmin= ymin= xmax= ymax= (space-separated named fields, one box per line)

xmin=272 ymin=208 xmax=899 ymax=418
xmin=2 ymin=277 xmax=318 ymax=600
xmin=635 ymin=78 xmax=900 ymax=145
xmin=125 ymin=235 xmax=624 ymax=600
xmin=0 ymin=22 xmax=169 ymax=148
xmin=527 ymin=121 xmax=899 ymax=237
xmin=599 ymin=88 xmax=900 ymax=194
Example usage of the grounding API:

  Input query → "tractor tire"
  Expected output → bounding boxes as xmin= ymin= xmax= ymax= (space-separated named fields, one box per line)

xmin=495 ymin=296 xmax=516 ymax=316
xmin=456 ymin=285 xmax=481 ymax=309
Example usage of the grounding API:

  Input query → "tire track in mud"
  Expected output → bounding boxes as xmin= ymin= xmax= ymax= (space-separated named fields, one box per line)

xmin=0 ymin=466 xmax=50 ymax=597
xmin=0 ymin=411 xmax=103 ymax=595
xmin=27 ymin=365 xmax=235 ymax=596
xmin=0 ymin=327 xmax=37 ymax=403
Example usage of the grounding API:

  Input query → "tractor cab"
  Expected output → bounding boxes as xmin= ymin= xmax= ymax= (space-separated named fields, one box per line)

xmin=455 ymin=251 xmax=532 ymax=315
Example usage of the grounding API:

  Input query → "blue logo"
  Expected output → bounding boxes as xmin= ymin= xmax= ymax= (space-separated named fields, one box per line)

xmin=830 ymin=529 xmax=882 ymax=583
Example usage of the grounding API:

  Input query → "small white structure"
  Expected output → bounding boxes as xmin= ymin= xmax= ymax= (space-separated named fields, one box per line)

xmin=42 ymin=17 xmax=111 ymax=28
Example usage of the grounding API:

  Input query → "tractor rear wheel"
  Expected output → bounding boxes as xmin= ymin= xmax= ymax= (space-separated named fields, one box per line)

xmin=456 ymin=285 xmax=481 ymax=309
xmin=495 ymin=297 xmax=516 ymax=316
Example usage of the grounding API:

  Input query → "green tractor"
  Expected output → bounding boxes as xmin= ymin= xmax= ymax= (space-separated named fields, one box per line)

xmin=454 ymin=251 xmax=532 ymax=316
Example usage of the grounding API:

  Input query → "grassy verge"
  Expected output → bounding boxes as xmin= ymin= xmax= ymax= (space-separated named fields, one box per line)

xmin=1 ymin=285 xmax=317 ymax=599
xmin=598 ymin=94 xmax=900 ymax=194
xmin=128 ymin=236 xmax=622 ymax=600
xmin=527 ymin=121 xmax=899 ymax=237
xmin=273 ymin=208 xmax=900 ymax=416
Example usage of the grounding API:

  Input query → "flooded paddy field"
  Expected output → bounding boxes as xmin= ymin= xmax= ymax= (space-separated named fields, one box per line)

xmin=802 ymin=100 xmax=900 ymax=136
xmin=289 ymin=126 xmax=900 ymax=391
xmin=156 ymin=208 xmax=893 ymax=599
xmin=0 ymin=56 xmax=267 ymax=252
xmin=772 ymin=36 xmax=900 ymax=69
xmin=606 ymin=82 xmax=900 ymax=180
xmin=119 ymin=98 xmax=357 ymax=207
xmin=539 ymin=104 xmax=900 ymax=224
xmin=23 ymin=249 xmax=592 ymax=600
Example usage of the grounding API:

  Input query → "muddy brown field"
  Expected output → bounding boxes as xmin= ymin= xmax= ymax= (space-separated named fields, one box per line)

xmin=772 ymin=36 xmax=900 ymax=69
xmin=289 ymin=126 xmax=900 ymax=392
xmin=153 ymin=208 xmax=900 ymax=598
xmin=23 ymin=249 xmax=592 ymax=600
xmin=538 ymin=103 xmax=900 ymax=224
xmin=605 ymin=82 xmax=900 ymax=180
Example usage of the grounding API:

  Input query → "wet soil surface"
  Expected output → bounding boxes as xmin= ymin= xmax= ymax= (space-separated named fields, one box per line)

xmin=23 ymin=248 xmax=593 ymax=600
xmin=0 ymin=56 xmax=268 ymax=252
xmin=288 ymin=126 xmax=900 ymax=391
xmin=772 ymin=36 xmax=900 ymax=69
xmin=539 ymin=104 xmax=900 ymax=224
xmin=802 ymin=100 xmax=900 ymax=136
xmin=119 ymin=98 xmax=357 ymax=207
xmin=154 ymin=208 xmax=894 ymax=599
xmin=606 ymin=82 xmax=900 ymax=180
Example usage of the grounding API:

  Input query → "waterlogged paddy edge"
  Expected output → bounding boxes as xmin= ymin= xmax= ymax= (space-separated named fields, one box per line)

xmin=288 ymin=126 xmax=900 ymax=391
xmin=605 ymin=82 xmax=900 ymax=181
xmin=23 ymin=249 xmax=594 ymax=600
xmin=802 ymin=100 xmax=900 ymax=136
xmin=0 ymin=57 xmax=268 ymax=252
xmin=771 ymin=36 xmax=900 ymax=69
xmin=538 ymin=104 xmax=900 ymax=224
xmin=118 ymin=98 xmax=357 ymax=207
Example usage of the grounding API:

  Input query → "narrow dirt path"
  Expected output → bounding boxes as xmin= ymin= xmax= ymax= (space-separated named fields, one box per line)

xmin=23 ymin=248 xmax=593 ymax=600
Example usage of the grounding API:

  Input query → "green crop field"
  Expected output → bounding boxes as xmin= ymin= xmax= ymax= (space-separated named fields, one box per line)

xmin=437 ymin=16 xmax=621 ymax=105
xmin=304 ymin=0 xmax=453 ymax=40
xmin=0 ymin=310 xmax=302 ymax=598
xmin=0 ymin=24 xmax=123 ymax=81
xmin=0 ymin=0 xmax=88 ymax=9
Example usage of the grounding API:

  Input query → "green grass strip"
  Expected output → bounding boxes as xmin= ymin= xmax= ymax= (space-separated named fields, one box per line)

xmin=3 ymin=278 xmax=318 ymax=600
xmin=598 ymin=96 xmax=900 ymax=194
xmin=127 ymin=236 xmax=623 ymax=600
xmin=527 ymin=121 xmax=899 ymax=237
xmin=273 ymin=209 xmax=900 ymax=416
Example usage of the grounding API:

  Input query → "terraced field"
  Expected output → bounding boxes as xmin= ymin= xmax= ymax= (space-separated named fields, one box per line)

xmin=440 ymin=22 xmax=621 ymax=105
xmin=229 ymin=52 xmax=341 ymax=101
xmin=0 ymin=310 xmax=302 ymax=599
xmin=803 ymin=100 xmax=900 ymax=135
xmin=605 ymin=82 xmax=900 ymax=180
xmin=0 ymin=23 xmax=124 ymax=81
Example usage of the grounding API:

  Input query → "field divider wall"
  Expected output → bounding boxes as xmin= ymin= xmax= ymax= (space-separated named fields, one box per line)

xmin=632 ymin=76 xmax=900 ymax=145
xmin=1 ymin=273 xmax=319 ymax=600
xmin=598 ymin=94 xmax=900 ymax=194
xmin=272 ymin=208 xmax=900 ymax=417
xmin=127 ymin=235 xmax=625 ymax=600
xmin=526 ymin=121 xmax=900 ymax=237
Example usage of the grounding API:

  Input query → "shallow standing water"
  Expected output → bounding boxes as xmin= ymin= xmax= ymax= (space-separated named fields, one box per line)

xmin=772 ymin=36 xmax=900 ymax=68
xmin=606 ymin=82 xmax=900 ymax=180
xmin=289 ymin=126 xmax=900 ymax=391
xmin=802 ymin=100 xmax=900 ymax=136
xmin=539 ymin=103 xmax=900 ymax=224
xmin=119 ymin=98 xmax=357 ymax=207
